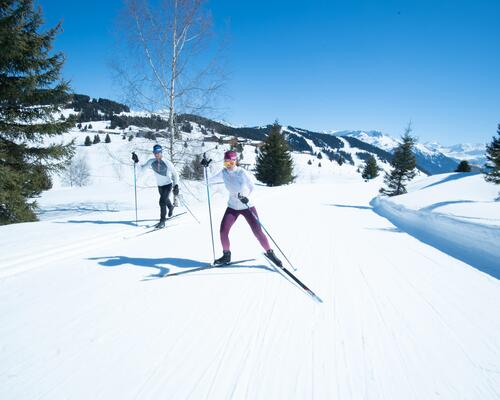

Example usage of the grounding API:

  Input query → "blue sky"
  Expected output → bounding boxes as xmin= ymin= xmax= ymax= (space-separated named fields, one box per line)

xmin=38 ymin=0 xmax=499 ymax=145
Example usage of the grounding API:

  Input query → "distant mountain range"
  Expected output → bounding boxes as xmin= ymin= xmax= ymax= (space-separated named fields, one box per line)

xmin=67 ymin=94 xmax=486 ymax=175
xmin=340 ymin=130 xmax=485 ymax=173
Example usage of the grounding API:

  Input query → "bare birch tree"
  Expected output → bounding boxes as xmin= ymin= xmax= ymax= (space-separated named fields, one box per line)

xmin=113 ymin=0 xmax=224 ymax=162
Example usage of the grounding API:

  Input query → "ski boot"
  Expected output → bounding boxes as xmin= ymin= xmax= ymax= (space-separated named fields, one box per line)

xmin=214 ymin=251 xmax=231 ymax=265
xmin=168 ymin=205 xmax=174 ymax=218
xmin=265 ymin=249 xmax=282 ymax=267
xmin=154 ymin=219 xmax=166 ymax=229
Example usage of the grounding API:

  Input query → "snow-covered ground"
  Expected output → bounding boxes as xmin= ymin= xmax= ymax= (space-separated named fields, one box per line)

xmin=1 ymin=132 xmax=500 ymax=399
xmin=371 ymin=173 xmax=500 ymax=279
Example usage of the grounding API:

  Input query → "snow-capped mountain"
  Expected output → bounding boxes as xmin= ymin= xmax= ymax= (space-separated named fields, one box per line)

xmin=426 ymin=142 xmax=486 ymax=167
xmin=340 ymin=130 xmax=471 ymax=174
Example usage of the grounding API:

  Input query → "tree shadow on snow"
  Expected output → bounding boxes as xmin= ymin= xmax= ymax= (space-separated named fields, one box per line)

xmin=419 ymin=200 xmax=475 ymax=213
xmin=421 ymin=172 xmax=479 ymax=190
xmin=366 ymin=227 xmax=402 ymax=233
xmin=326 ymin=204 xmax=372 ymax=210
xmin=89 ymin=256 xmax=273 ymax=280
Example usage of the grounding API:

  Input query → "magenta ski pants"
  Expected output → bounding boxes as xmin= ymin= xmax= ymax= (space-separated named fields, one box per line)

xmin=220 ymin=207 xmax=271 ymax=252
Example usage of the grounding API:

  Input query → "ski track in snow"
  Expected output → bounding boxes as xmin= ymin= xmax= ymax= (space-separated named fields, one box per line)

xmin=1 ymin=180 xmax=500 ymax=399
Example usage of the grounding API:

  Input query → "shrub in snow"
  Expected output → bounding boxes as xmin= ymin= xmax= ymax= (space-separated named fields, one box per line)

xmin=455 ymin=160 xmax=471 ymax=173
xmin=84 ymin=136 xmax=92 ymax=146
xmin=62 ymin=155 xmax=91 ymax=187
xmin=181 ymin=154 xmax=204 ymax=181
xmin=105 ymin=134 xmax=111 ymax=143
xmin=93 ymin=135 xmax=100 ymax=144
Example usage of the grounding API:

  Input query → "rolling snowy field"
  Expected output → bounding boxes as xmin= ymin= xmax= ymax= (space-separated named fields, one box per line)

xmin=1 ymin=131 xmax=499 ymax=399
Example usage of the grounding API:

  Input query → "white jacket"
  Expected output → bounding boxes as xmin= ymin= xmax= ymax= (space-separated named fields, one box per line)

xmin=142 ymin=157 xmax=179 ymax=187
xmin=208 ymin=167 xmax=255 ymax=210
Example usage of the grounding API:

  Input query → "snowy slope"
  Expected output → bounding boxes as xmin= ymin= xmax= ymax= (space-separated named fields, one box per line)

xmin=1 ymin=130 xmax=500 ymax=399
xmin=371 ymin=173 xmax=500 ymax=279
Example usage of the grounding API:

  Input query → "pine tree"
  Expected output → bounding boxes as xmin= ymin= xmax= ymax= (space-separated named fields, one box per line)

xmin=455 ymin=160 xmax=471 ymax=173
xmin=84 ymin=136 xmax=92 ymax=146
xmin=105 ymin=133 xmax=111 ymax=143
xmin=379 ymin=125 xmax=417 ymax=196
xmin=255 ymin=122 xmax=294 ymax=186
xmin=93 ymin=134 xmax=100 ymax=144
xmin=484 ymin=124 xmax=500 ymax=184
xmin=362 ymin=155 xmax=379 ymax=180
xmin=0 ymin=0 xmax=75 ymax=224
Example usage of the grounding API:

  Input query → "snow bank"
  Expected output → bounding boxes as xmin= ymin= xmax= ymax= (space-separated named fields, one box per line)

xmin=371 ymin=173 xmax=500 ymax=279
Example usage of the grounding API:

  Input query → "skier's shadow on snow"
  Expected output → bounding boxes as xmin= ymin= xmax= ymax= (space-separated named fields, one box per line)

xmin=90 ymin=256 xmax=272 ymax=279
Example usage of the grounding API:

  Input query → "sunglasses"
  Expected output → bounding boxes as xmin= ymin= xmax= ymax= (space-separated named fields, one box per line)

xmin=224 ymin=160 xmax=236 ymax=166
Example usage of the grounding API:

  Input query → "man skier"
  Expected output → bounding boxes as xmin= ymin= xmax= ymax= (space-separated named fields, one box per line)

xmin=132 ymin=144 xmax=179 ymax=229
xmin=205 ymin=150 xmax=283 ymax=266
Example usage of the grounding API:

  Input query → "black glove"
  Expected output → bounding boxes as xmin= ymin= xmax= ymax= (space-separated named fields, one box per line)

xmin=131 ymin=152 xmax=139 ymax=163
xmin=200 ymin=155 xmax=211 ymax=167
xmin=238 ymin=194 xmax=249 ymax=205
xmin=173 ymin=184 xmax=179 ymax=196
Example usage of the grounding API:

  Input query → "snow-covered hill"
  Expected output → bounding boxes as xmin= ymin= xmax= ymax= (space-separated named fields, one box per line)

xmin=1 ymin=126 xmax=499 ymax=398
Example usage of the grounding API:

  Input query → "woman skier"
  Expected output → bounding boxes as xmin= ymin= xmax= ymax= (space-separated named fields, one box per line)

xmin=207 ymin=150 xmax=283 ymax=266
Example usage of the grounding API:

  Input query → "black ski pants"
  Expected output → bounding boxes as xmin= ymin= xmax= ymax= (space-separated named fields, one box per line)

xmin=158 ymin=183 xmax=173 ymax=221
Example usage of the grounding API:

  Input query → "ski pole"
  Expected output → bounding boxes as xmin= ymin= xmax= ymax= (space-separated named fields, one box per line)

xmin=177 ymin=194 xmax=201 ymax=224
xmin=132 ymin=153 xmax=138 ymax=226
xmin=239 ymin=194 xmax=297 ymax=271
xmin=202 ymin=154 xmax=216 ymax=262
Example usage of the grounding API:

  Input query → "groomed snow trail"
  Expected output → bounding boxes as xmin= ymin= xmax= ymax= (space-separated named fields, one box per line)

xmin=1 ymin=180 xmax=499 ymax=400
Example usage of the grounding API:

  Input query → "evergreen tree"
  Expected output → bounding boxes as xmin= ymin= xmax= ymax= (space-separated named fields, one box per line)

xmin=379 ymin=125 xmax=417 ymax=196
xmin=93 ymin=134 xmax=100 ymax=144
xmin=362 ymin=155 xmax=379 ymax=180
xmin=0 ymin=0 xmax=75 ymax=224
xmin=77 ymin=123 xmax=82 ymax=129
xmin=307 ymin=159 xmax=312 ymax=165
xmin=318 ymin=162 xmax=322 ymax=167
xmin=484 ymin=124 xmax=500 ymax=184
xmin=255 ymin=122 xmax=294 ymax=186
xmin=88 ymin=123 xmax=92 ymax=129
xmin=317 ymin=152 xmax=323 ymax=160
xmin=84 ymin=136 xmax=92 ymax=146
xmin=455 ymin=160 xmax=471 ymax=173
xmin=105 ymin=133 xmax=111 ymax=143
